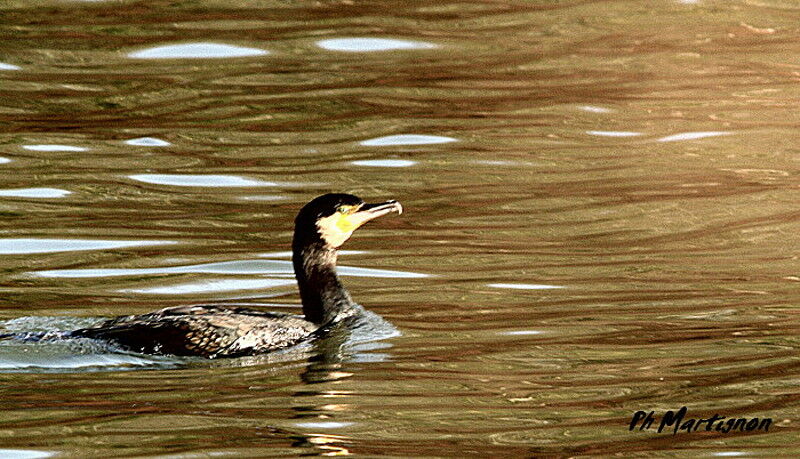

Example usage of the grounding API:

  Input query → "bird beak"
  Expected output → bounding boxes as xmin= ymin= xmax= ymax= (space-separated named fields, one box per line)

xmin=318 ymin=200 xmax=403 ymax=248
xmin=348 ymin=200 xmax=403 ymax=229
xmin=358 ymin=200 xmax=403 ymax=218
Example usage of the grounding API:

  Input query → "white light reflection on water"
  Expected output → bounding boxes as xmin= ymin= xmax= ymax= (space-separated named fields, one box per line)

xmin=498 ymin=330 xmax=543 ymax=336
xmin=129 ymin=42 xmax=269 ymax=59
xmin=338 ymin=265 xmax=427 ymax=278
xmin=294 ymin=421 xmax=354 ymax=429
xmin=578 ymin=105 xmax=613 ymax=113
xmin=360 ymin=134 xmax=457 ymax=146
xmin=0 ymin=354 xmax=171 ymax=370
xmin=33 ymin=259 xmax=429 ymax=279
xmin=0 ymin=157 xmax=10 ymax=164
xmin=129 ymin=174 xmax=276 ymax=187
xmin=22 ymin=145 xmax=87 ymax=152
xmin=0 ymin=450 xmax=53 ymax=459
xmin=124 ymin=137 xmax=171 ymax=147
xmin=586 ymin=130 xmax=642 ymax=137
xmin=0 ymin=188 xmax=71 ymax=199
xmin=0 ymin=239 xmax=174 ymax=255
xmin=657 ymin=131 xmax=731 ymax=142
xmin=35 ymin=260 xmax=294 ymax=278
xmin=126 ymin=278 xmax=296 ymax=295
xmin=0 ymin=63 xmax=21 ymax=71
xmin=316 ymin=38 xmax=436 ymax=52
xmin=352 ymin=159 xmax=416 ymax=167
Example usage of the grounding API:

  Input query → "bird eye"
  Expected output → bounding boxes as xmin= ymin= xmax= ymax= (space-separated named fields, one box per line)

xmin=337 ymin=205 xmax=352 ymax=214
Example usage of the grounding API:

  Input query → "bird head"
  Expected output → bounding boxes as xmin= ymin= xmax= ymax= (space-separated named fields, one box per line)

xmin=294 ymin=193 xmax=403 ymax=249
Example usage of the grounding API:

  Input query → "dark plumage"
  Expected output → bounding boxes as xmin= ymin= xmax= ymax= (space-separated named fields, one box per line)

xmin=69 ymin=193 xmax=403 ymax=358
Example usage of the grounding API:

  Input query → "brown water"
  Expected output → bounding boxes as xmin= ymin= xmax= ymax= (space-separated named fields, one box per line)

xmin=1 ymin=0 xmax=800 ymax=456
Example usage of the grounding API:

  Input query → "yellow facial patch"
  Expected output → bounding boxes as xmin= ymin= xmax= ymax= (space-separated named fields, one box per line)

xmin=316 ymin=205 xmax=365 ymax=248
xmin=334 ymin=205 xmax=357 ymax=231
xmin=336 ymin=213 xmax=361 ymax=233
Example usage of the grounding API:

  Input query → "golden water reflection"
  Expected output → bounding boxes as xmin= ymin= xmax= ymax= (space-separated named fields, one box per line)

xmin=1 ymin=0 xmax=800 ymax=456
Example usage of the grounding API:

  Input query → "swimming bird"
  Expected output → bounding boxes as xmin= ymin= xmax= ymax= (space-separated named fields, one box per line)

xmin=68 ymin=193 xmax=403 ymax=358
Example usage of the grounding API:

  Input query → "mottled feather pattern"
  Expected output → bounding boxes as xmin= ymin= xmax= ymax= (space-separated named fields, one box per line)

xmin=74 ymin=305 xmax=318 ymax=358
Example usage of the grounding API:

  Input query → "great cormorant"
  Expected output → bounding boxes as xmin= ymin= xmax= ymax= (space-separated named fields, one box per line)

xmin=68 ymin=193 xmax=403 ymax=358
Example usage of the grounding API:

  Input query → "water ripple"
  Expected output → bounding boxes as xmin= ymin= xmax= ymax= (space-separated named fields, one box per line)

xmin=0 ymin=239 xmax=175 ymax=255
xmin=33 ymin=259 xmax=429 ymax=279
xmin=126 ymin=278 xmax=296 ymax=295
xmin=129 ymin=174 xmax=276 ymax=187
xmin=578 ymin=105 xmax=613 ymax=113
xmin=360 ymin=134 xmax=457 ymax=146
xmin=22 ymin=145 xmax=87 ymax=152
xmin=124 ymin=137 xmax=171 ymax=147
xmin=316 ymin=38 xmax=437 ymax=52
xmin=129 ymin=42 xmax=269 ymax=59
xmin=352 ymin=159 xmax=416 ymax=167
xmin=586 ymin=130 xmax=642 ymax=137
xmin=657 ymin=131 xmax=731 ymax=142
xmin=0 ymin=188 xmax=71 ymax=199
xmin=0 ymin=450 xmax=52 ymax=459
xmin=0 ymin=353 xmax=172 ymax=370
xmin=294 ymin=421 xmax=354 ymax=429
xmin=498 ymin=330 xmax=544 ymax=336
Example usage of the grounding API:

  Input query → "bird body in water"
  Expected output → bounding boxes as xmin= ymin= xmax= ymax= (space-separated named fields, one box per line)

xmin=64 ymin=193 xmax=403 ymax=358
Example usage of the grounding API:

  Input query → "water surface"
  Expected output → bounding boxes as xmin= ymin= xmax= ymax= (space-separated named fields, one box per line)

xmin=1 ymin=0 xmax=799 ymax=456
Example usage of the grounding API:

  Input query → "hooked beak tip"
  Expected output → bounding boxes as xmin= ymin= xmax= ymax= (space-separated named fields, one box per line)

xmin=391 ymin=201 xmax=403 ymax=215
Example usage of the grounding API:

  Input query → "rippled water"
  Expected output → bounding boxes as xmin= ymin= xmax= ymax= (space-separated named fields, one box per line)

xmin=2 ymin=0 xmax=800 ymax=456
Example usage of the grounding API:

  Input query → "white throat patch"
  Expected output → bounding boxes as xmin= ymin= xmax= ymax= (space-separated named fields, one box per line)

xmin=316 ymin=212 xmax=357 ymax=248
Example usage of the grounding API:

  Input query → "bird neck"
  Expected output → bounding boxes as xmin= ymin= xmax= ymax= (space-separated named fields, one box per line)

xmin=292 ymin=241 xmax=354 ymax=324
